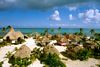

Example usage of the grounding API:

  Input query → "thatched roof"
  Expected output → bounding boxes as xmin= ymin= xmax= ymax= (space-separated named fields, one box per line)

xmin=14 ymin=45 xmax=31 ymax=58
xmin=43 ymin=45 xmax=60 ymax=55
xmin=73 ymin=46 xmax=83 ymax=53
xmin=3 ymin=27 xmax=24 ymax=40
xmin=42 ymin=36 xmax=50 ymax=43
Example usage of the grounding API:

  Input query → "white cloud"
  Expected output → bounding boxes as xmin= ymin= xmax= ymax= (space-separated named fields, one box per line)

xmin=69 ymin=14 xmax=73 ymax=20
xmin=49 ymin=10 xmax=61 ymax=21
xmin=85 ymin=9 xmax=94 ymax=19
xmin=78 ymin=13 xmax=84 ymax=18
xmin=68 ymin=6 xmax=77 ymax=11
xmin=78 ymin=9 xmax=100 ymax=23
xmin=94 ymin=9 xmax=100 ymax=23
xmin=84 ymin=18 xmax=91 ymax=23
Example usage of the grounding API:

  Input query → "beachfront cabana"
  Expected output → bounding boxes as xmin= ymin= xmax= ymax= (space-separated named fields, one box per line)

xmin=3 ymin=27 xmax=24 ymax=40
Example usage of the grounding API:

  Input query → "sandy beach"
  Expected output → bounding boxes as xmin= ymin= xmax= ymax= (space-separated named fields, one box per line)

xmin=0 ymin=38 xmax=99 ymax=67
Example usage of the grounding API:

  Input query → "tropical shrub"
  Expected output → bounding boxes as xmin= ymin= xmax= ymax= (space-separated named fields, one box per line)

xmin=0 ymin=41 xmax=8 ymax=47
xmin=96 ymin=64 xmax=100 ymax=67
xmin=8 ymin=56 xmax=32 ymax=67
xmin=31 ymin=48 xmax=42 ymax=59
xmin=0 ymin=61 xmax=3 ymax=67
xmin=14 ymin=47 xmax=18 ymax=51
xmin=31 ymin=47 xmax=66 ymax=67
xmin=40 ymin=53 xmax=66 ymax=67
xmin=5 ymin=51 xmax=12 ymax=58
xmin=0 ymin=36 xmax=3 ymax=39
xmin=62 ymin=48 xmax=91 ymax=61
xmin=92 ymin=46 xmax=100 ymax=59
xmin=76 ymin=49 xmax=91 ymax=61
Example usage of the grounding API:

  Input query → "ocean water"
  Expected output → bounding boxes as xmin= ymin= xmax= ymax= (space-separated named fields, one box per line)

xmin=0 ymin=28 xmax=100 ymax=35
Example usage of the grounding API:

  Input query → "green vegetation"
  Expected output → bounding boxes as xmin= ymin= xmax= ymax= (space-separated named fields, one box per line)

xmin=9 ymin=56 xmax=32 ymax=67
xmin=62 ymin=48 xmax=91 ymax=61
xmin=8 ymin=49 xmax=36 ymax=67
xmin=31 ymin=47 xmax=66 ymax=67
xmin=31 ymin=48 xmax=42 ymax=59
xmin=0 ymin=37 xmax=25 ymax=48
xmin=76 ymin=49 xmax=91 ymax=60
xmin=2 ymin=27 xmax=6 ymax=34
xmin=50 ymin=28 xmax=54 ymax=34
xmin=57 ymin=27 xmax=62 ymax=33
xmin=40 ymin=53 xmax=66 ymax=67
xmin=62 ymin=45 xmax=100 ymax=60
xmin=0 ymin=41 xmax=7 ymax=47
xmin=0 ymin=61 xmax=3 ymax=67
xmin=0 ymin=27 xmax=100 ymax=67
xmin=14 ymin=47 xmax=18 ymax=51
xmin=91 ymin=46 xmax=100 ymax=59
xmin=5 ymin=51 xmax=12 ymax=58
xmin=96 ymin=64 xmax=100 ymax=67
xmin=1 ymin=26 xmax=12 ymax=34
xmin=34 ymin=28 xmax=100 ymax=61
xmin=0 ymin=40 xmax=10 ymax=47
xmin=0 ymin=36 xmax=3 ymax=39
xmin=8 ymin=47 xmax=66 ymax=67
xmin=90 ymin=29 xmax=95 ymax=35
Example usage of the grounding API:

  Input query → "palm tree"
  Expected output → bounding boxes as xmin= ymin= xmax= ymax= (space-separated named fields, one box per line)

xmin=2 ymin=27 xmax=6 ymax=33
xmin=1 ymin=26 xmax=12 ymax=34
xmin=90 ymin=29 xmax=95 ymax=39
xmin=57 ymin=27 xmax=61 ymax=33
xmin=6 ymin=25 xmax=12 ymax=30
xmin=79 ymin=28 xmax=83 ymax=35
xmin=90 ymin=29 xmax=95 ymax=35
xmin=44 ymin=28 xmax=48 ymax=35
xmin=50 ymin=28 xmax=54 ymax=34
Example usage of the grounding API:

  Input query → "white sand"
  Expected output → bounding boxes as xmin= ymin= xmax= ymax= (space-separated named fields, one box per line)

xmin=0 ymin=38 xmax=43 ymax=67
xmin=53 ymin=42 xmax=100 ymax=67
xmin=23 ymin=37 xmax=38 ymax=50
xmin=0 ymin=38 xmax=100 ymax=67
xmin=28 ymin=59 xmax=43 ymax=67
xmin=66 ymin=58 xmax=100 ymax=67
xmin=2 ymin=59 xmax=11 ymax=67
xmin=55 ymin=45 xmax=66 ymax=52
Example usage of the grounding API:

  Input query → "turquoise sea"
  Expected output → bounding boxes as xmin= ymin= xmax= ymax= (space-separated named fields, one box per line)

xmin=0 ymin=28 xmax=100 ymax=35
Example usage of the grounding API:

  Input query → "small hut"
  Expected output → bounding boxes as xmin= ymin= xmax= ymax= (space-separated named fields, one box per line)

xmin=43 ymin=45 xmax=60 ymax=55
xmin=3 ymin=27 xmax=24 ymax=40
xmin=14 ymin=45 xmax=31 ymax=58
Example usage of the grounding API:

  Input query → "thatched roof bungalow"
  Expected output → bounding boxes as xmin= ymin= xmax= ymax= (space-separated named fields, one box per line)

xmin=3 ymin=27 xmax=24 ymax=40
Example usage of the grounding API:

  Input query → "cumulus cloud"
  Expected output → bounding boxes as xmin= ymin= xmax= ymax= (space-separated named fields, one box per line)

xmin=78 ymin=9 xmax=100 ymax=23
xmin=49 ymin=10 xmax=61 ymax=21
xmin=68 ymin=6 xmax=77 ymax=11
xmin=0 ymin=0 xmax=99 ymax=10
xmin=78 ymin=13 xmax=84 ymax=18
xmin=69 ymin=14 xmax=73 ymax=20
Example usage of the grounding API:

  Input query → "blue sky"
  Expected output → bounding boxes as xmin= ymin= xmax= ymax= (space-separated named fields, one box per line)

xmin=0 ymin=0 xmax=100 ymax=28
